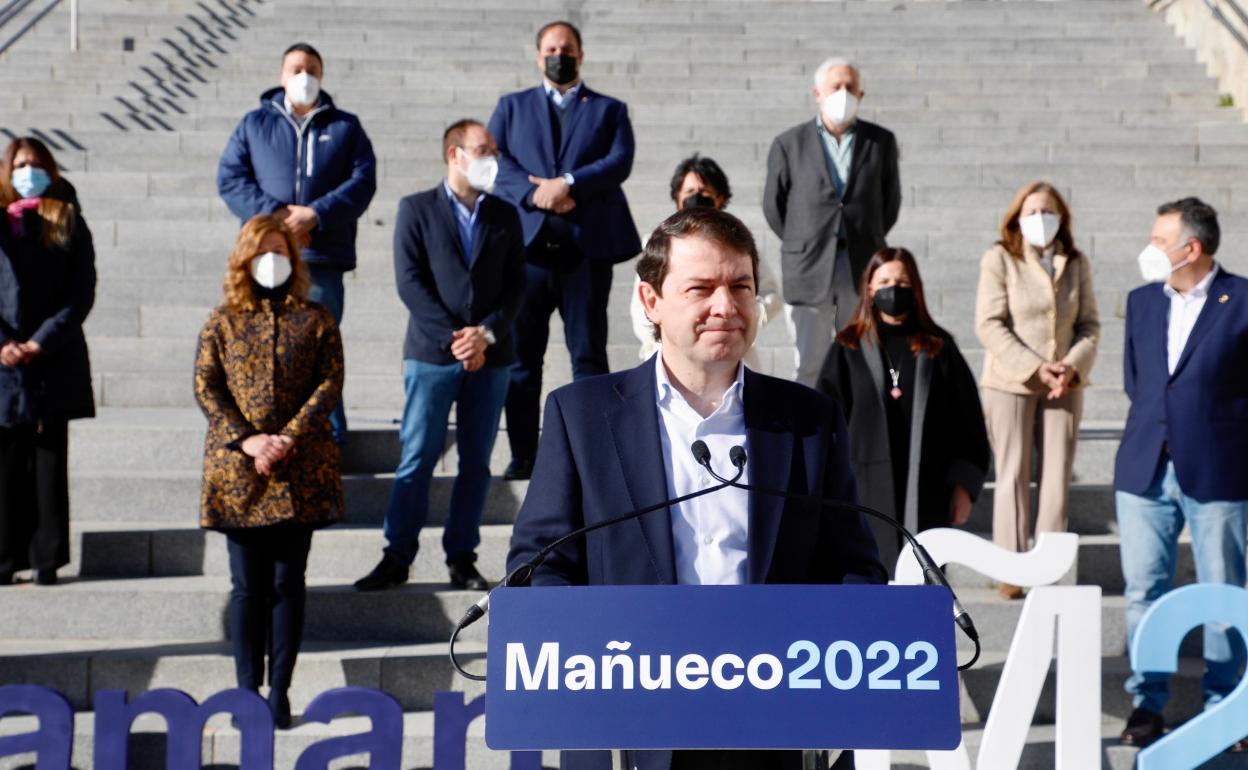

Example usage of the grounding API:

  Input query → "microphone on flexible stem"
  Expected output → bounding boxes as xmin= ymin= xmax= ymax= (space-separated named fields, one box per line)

xmin=691 ymin=440 xmax=981 ymax=671
xmin=448 ymin=457 xmax=747 ymax=681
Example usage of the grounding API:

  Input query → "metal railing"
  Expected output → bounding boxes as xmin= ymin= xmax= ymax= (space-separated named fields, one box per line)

xmin=0 ymin=0 xmax=76 ymax=56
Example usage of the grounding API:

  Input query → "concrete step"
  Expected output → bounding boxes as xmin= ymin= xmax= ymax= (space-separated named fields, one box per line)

xmin=0 ymin=575 xmax=488 ymax=644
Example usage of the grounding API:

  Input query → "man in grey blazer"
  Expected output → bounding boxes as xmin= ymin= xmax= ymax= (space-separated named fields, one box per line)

xmin=764 ymin=57 xmax=902 ymax=387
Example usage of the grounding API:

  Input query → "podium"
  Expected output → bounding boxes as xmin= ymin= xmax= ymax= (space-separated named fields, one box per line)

xmin=483 ymin=584 xmax=961 ymax=752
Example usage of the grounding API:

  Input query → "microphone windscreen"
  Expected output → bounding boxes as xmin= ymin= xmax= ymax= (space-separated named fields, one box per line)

xmin=690 ymin=440 xmax=711 ymax=465
xmin=729 ymin=445 xmax=747 ymax=468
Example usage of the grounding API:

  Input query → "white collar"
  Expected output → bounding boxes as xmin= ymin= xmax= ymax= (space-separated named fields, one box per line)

xmin=1164 ymin=262 xmax=1219 ymax=299
xmin=654 ymin=353 xmax=746 ymax=415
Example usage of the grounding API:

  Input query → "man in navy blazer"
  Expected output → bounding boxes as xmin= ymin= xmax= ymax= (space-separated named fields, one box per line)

xmin=354 ymin=120 xmax=524 ymax=593
xmin=488 ymin=20 xmax=642 ymax=482
xmin=1115 ymin=198 xmax=1248 ymax=750
xmin=508 ymin=208 xmax=885 ymax=770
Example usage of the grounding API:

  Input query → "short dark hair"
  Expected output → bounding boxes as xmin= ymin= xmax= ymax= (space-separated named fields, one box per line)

xmin=283 ymin=42 xmax=323 ymax=68
xmin=535 ymin=21 xmax=582 ymax=51
xmin=669 ymin=154 xmax=732 ymax=206
xmin=442 ymin=118 xmax=483 ymax=162
xmin=1157 ymin=197 xmax=1220 ymax=256
xmin=638 ymin=207 xmax=758 ymax=298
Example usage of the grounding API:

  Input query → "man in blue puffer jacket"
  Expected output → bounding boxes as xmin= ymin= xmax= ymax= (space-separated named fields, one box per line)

xmin=217 ymin=42 xmax=377 ymax=445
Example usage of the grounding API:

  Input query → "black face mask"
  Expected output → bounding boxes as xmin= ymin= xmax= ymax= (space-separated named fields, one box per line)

xmin=872 ymin=285 xmax=916 ymax=318
xmin=681 ymin=193 xmax=718 ymax=210
xmin=544 ymin=54 xmax=579 ymax=86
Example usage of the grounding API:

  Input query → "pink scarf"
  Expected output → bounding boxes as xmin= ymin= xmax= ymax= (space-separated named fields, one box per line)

xmin=6 ymin=197 xmax=40 ymax=238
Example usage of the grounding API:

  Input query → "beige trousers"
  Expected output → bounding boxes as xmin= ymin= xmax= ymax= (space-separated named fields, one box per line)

xmin=982 ymin=387 xmax=1084 ymax=552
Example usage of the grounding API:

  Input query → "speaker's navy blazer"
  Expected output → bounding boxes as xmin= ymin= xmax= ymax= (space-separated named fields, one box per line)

xmin=507 ymin=357 xmax=887 ymax=588
xmin=392 ymin=185 xmax=525 ymax=368
xmin=487 ymin=85 xmax=641 ymax=262
xmin=1115 ymin=267 xmax=1248 ymax=501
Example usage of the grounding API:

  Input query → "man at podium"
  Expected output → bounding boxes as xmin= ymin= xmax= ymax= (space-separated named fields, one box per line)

xmin=507 ymin=207 xmax=887 ymax=769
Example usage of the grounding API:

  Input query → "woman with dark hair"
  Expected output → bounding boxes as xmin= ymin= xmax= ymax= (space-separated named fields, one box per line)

xmin=0 ymin=137 xmax=96 ymax=587
xmin=194 ymin=213 xmax=343 ymax=727
xmin=630 ymin=154 xmax=783 ymax=369
xmin=976 ymin=181 xmax=1099 ymax=598
xmin=817 ymin=248 xmax=990 ymax=574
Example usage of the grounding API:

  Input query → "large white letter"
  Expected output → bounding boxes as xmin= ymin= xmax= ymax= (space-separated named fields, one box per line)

xmin=506 ymin=642 xmax=558 ymax=691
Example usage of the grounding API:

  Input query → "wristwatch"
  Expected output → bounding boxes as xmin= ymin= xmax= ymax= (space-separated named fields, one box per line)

xmin=482 ymin=326 xmax=497 ymax=346
xmin=562 ymin=172 xmax=575 ymax=186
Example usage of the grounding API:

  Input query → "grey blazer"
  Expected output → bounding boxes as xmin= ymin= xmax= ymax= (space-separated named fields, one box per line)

xmin=763 ymin=118 xmax=902 ymax=305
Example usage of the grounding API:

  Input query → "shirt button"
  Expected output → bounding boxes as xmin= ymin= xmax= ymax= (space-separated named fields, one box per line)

xmin=703 ymin=535 xmax=714 ymax=545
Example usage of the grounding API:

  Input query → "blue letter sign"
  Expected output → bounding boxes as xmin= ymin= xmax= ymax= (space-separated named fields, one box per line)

xmin=484 ymin=584 xmax=960 ymax=751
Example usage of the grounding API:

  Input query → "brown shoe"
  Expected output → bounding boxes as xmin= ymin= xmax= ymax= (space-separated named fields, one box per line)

xmin=998 ymin=582 xmax=1024 ymax=600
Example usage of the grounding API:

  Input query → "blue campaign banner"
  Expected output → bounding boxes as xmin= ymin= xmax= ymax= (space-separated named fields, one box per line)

xmin=484 ymin=584 xmax=961 ymax=751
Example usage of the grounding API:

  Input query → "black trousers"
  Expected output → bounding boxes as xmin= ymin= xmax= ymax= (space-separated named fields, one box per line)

xmin=225 ymin=523 xmax=315 ymax=693
xmin=505 ymin=254 xmax=614 ymax=462
xmin=0 ymin=422 xmax=70 ymax=576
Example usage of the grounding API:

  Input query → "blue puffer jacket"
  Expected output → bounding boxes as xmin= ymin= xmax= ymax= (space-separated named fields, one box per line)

xmin=217 ymin=87 xmax=377 ymax=270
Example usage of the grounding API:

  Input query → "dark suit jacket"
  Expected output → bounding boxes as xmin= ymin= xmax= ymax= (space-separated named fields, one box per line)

xmin=488 ymin=85 xmax=642 ymax=263
xmin=1115 ymin=267 xmax=1248 ymax=501
xmin=763 ymin=119 xmax=901 ymax=305
xmin=506 ymin=358 xmax=886 ymax=770
xmin=392 ymin=185 xmax=525 ymax=368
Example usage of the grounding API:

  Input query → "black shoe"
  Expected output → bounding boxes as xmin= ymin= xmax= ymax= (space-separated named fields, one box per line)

xmin=448 ymin=559 xmax=489 ymax=591
xmin=268 ymin=690 xmax=292 ymax=730
xmin=353 ymin=555 xmax=409 ymax=592
xmin=1120 ymin=706 xmax=1164 ymax=747
xmin=34 ymin=569 xmax=57 ymax=586
xmin=503 ymin=458 xmax=533 ymax=481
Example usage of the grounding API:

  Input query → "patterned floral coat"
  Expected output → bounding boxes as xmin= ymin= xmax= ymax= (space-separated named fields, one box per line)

xmin=194 ymin=296 xmax=344 ymax=530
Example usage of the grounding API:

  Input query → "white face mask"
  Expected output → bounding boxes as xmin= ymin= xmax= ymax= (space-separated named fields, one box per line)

xmin=286 ymin=72 xmax=320 ymax=107
xmin=1137 ymin=242 xmax=1192 ymax=284
xmin=250 ymin=251 xmax=293 ymax=289
xmin=820 ymin=89 xmax=859 ymax=129
xmin=464 ymin=154 xmax=498 ymax=192
xmin=1020 ymin=212 xmax=1062 ymax=249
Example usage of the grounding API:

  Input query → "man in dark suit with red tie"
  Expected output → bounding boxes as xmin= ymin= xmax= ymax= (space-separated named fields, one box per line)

xmin=507 ymin=208 xmax=886 ymax=770
xmin=488 ymin=20 xmax=641 ymax=482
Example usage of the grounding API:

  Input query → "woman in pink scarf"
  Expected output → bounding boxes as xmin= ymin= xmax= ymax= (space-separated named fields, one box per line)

xmin=0 ymin=137 xmax=96 ymax=587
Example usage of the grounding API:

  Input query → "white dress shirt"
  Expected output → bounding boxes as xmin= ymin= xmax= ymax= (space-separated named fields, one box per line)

xmin=1165 ymin=263 xmax=1219 ymax=374
xmin=654 ymin=355 xmax=751 ymax=586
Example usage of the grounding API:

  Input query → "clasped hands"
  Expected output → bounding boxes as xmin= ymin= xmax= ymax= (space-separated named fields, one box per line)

xmin=275 ymin=204 xmax=318 ymax=246
xmin=451 ymin=326 xmax=489 ymax=372
xmin=240 ymin=433 xmax=296 ymax=476
xmin=0 ymin=339 xmax=42 ymax=367
xmin=1037 ymin=361 xmax=1076 ymax=400
xmin=528 ymin=175 xmax=575 ymax=214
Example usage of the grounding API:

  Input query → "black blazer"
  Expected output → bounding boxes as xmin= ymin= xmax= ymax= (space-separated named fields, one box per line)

xmin=0 ymin=179 xmax=96 ymax=427
xmin=763 ymin=119 xmax=901 ymax=305
xmin=392 ymin=185 xmax=525 ymax=368
xmin=817 ymin=332 xmax=990 ymax=571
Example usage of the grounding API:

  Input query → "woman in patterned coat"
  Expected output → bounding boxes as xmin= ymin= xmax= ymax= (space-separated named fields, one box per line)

xmin=194 ymin=213 xmax=344 ymax=728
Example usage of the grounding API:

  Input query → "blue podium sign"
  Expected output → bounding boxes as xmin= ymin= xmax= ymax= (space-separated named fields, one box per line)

xmin=485 ymin=584 xmax=961 ymax=751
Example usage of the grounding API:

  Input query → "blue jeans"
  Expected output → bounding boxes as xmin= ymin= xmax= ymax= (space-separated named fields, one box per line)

xmin=307 ymin=265 xmax=347 ymax=445
xmin=1116 ymin=459 xmax=1248 ymax=713
xmin=383 ymin=359 xmax=508 ymax=566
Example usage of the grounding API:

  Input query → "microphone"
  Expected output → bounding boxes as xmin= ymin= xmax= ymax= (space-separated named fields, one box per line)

xmin=692 ymin=442 xmax=981 ymax=671
xmin=448 ymin=455 xmax=746 ymax=681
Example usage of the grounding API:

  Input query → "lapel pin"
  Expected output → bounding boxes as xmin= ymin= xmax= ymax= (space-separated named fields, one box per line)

xmin=1219 ymin=294 xmax=1230 ymax=304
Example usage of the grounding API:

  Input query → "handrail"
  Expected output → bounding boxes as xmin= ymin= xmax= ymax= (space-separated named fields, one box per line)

xmin=1202 ymin=0 xmax=1248 ymax=53
xmin=0 ymin=0 xmax=72 ymax=56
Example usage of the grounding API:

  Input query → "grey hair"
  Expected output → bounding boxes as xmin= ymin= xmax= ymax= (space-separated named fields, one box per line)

xmin=812 ymin=57 xmax=859 ymax=89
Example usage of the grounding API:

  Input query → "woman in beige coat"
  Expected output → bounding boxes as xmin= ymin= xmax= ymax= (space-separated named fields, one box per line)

xmin=975 ymin=181 xmax=1099 ymax=598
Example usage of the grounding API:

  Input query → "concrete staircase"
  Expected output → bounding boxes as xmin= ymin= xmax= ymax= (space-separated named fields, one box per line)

xmin=2 ymin=0 xmax=1248 ymax=767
